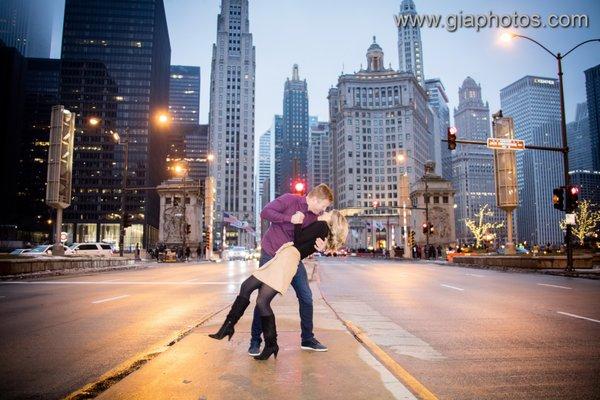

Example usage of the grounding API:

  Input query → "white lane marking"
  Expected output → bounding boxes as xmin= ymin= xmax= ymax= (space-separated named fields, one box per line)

xmin=0 ymin=281 xmax=244 ymax=285
xmin=465 ymin=273 xmax=484 ymax=278
xmin=537 ymin=283 xmax=572 ymax=290
xmin=92 ymin=295 xmax=130 ymax=304
xmin=557 ymin=311 xmax=600 ymax=324
xmin=440 ymin=284 xmax=464 ymax=291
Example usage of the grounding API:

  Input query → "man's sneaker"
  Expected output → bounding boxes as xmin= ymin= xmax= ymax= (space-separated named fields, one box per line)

xmin=301 ymin=338 xmax=328 ymax=352
xmin=248 ymin=342 xmax=261 ymax=356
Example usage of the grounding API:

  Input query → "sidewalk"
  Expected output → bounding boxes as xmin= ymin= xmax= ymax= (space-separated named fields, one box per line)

xmin=93 ymin=269 xmax=416 ymax=399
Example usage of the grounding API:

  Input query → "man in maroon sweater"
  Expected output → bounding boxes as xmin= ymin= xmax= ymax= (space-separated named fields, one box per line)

xmin=248 ymin=184 xmax=333 ymax=356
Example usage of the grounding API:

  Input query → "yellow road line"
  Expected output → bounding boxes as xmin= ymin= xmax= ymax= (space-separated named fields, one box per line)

xmin=315 ymin=262 xmax=439 ymax=400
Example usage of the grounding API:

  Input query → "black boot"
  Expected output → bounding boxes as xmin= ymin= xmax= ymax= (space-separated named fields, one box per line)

xmin=254 ymin=314 xmax=279 ymax=360
xmin=209 ymin=296 xmax=250 ymax=341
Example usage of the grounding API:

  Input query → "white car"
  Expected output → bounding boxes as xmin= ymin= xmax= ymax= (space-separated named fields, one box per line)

xmin=69 ymin=243 xmax=114 ymax=257
xmin=222 ymin=246 xmax=249 ymax=261
xmin=26 ymin=244 xmax=73 ymax=256
xmin=10 ymin=249 xmax=32 ymax=255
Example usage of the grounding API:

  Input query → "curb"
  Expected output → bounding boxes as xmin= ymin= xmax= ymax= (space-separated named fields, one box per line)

xmin=63 ymin=303 xmax=231 ymax=400
xmin=445 ymin=261 xmax=600 ymax=280
xmin=1 ymin=261 xmax=211 ymax=281
xmin=313 ymin=262 xmax=439 ymax=400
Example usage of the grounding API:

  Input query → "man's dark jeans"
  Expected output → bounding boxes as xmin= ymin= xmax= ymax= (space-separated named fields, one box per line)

xmin=250 ymin=250 xmax=314 ymax=345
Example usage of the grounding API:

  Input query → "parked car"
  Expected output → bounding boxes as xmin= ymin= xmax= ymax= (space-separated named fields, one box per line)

xmin=69 ymin=242 xmax=114 ymax=256
xmin=10 ymin=248 xmax=31 ymax=255
xmin=222 ymin=246 xmax=249 ymax=261
xmin=26 ymin=244 xmax=73 ymax=256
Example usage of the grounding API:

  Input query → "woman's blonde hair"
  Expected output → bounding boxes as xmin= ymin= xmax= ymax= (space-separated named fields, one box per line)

xmin=325 ymin=210 xmax=349 ymax=251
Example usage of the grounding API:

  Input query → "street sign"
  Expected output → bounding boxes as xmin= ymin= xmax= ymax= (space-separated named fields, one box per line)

xmin=565 ymin=213 xmax=576 ymax=225
xmin=487 ymin=137 xmax=525 ymax=150
xmin=60 ymin=232 xmax=68 ymax=242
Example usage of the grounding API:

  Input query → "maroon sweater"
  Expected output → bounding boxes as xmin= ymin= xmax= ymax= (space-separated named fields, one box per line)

xmin=260 ymin=193 xmax=317 ymax=257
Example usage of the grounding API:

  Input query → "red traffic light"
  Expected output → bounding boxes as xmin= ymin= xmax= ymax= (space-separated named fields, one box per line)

xmin=291 ymin=179 xmax=307 ymax=195
xmin=569 ymin=186 xmax=579 ymax=196
xmin=447 ymin=126 xmax=457 ymax=150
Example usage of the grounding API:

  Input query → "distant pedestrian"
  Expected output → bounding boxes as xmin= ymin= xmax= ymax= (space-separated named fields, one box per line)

xmin=196 ymin=244 xmax=202 ymax=260
xmin=185 ymin=246 xmax=191 ymax=261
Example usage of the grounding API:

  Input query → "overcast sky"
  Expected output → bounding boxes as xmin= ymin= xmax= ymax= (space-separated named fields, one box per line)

xmin=51 ymin=0 xmax=600 ymax=137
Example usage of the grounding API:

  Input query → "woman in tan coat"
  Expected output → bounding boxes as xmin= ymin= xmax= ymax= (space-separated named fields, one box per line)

xmin=209 ymin=210 xmax=348 ymax=360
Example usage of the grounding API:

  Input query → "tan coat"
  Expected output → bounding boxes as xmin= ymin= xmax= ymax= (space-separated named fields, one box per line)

xmin=252 ymin=242 xmax=301 ymax=295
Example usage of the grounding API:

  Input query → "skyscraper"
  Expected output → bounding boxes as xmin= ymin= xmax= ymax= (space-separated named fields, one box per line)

xmin=452 ymin=77 xmax=504 ymax=244
xmin=308 ymin=121 xmax=331 ymax=189
xmin=60 ymin=0 xmax=171 ymax=248
xmin=0 ymin=42 xmax=27 ymax=233
xmin=169 ymin=65 xmax=200 ymax=125
xmin=567 ymin=102 xmax=592 ymax=171
xmin=424 ymin=78 xmax=450 ymax=179
xmin=273 ymin=114 xmax=284 ymax=197
xmin=328 ymin=38 xmax=432 ymax=210
xmin=500 ymin=76 xmax=563 ymax=244
xmin=584 ymin=64 xmax=600 ymax=171
xmin=397 ymin=0 xmax=425 ymax=86
xmin=208 ymin=0 xmax=256 ymax=248
xmin=276 ymin=64 xmax=309 ymax=197
xmin=255 ymin=129 xmax=273 ymax=237
xmin=168 ymin=65 xmax=207 ymax=184
xmin=16 ymin=58 xmax=61 ymax=240
xmin=0 ymin=0 xmax=53 ymax=58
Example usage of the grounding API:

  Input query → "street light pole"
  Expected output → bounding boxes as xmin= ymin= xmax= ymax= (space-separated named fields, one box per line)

xmin=118 ymin=127 xmax=129 ymax=257
xmin=503 ymin=33 xmax=600 ymax=271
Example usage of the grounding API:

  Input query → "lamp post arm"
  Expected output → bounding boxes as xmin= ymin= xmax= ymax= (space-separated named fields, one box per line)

xmin=512 ymin=34 xmax=557 ymax=59
xmin=563 ymin=38 xmax=600 ymax=58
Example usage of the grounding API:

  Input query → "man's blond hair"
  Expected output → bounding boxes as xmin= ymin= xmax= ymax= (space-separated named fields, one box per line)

xmin=307 ymin=183 xmax=334 ymax=202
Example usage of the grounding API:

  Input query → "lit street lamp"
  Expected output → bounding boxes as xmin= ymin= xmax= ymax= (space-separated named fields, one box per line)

xmin=500 ymin=32 xmax=600 ymax=271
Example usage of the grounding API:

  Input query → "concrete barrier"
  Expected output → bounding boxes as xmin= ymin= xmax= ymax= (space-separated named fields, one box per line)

xmin=0 ymin=257 xmax=137 ymax=276
xmin=452 ymin=255 xmax=594 ymax=269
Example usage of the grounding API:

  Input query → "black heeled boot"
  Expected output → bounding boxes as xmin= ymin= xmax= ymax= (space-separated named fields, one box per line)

xmin=209 ymin=296 xmax=250 ymax=341
xmin=254 ymin=314 xmax=279 ymax=360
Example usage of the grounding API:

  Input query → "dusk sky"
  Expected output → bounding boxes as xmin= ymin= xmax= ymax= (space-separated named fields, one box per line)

xmin=50 ymin=0 xmax=600 ymax=138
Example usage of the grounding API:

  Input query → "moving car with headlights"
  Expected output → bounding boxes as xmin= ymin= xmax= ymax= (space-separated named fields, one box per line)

xmin=222 ymin=246 xmax=249 ymax=261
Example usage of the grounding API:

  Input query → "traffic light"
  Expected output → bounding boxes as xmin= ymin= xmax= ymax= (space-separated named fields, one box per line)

xmin=422 ymin=223 xmax=428 ymax=234
xmin=291 ymin=179 xmax=306 ymax=195
xmin=408 ymin=230 xmax=415 ymax=246
xmin=447 ymin=126 xmax=457 ymax=150
xmin=552 ymin=187 xmax=564 ymax=211
xmin=123 ymin=213 xmax=131 ymax=228
xmin=186 ymin=224 xmax=192 ymax=235
xmin=565 ymin=185 xmax=580 ymax=213
xmin=428 ymin=223 xmax=434 ymax=234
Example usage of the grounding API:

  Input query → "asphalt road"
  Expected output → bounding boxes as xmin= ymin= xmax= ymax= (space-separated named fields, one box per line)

xmin=0 ymin=260 xmax=251 ymax=399
xmin=317 ymin=257 xmax=600 ymax=400
xmin=2 ymin=258 xmax=599 ymax=399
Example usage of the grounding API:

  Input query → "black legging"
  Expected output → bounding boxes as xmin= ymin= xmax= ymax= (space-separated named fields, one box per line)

xmin=239 ymin=276 xmax=279 ymax=316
